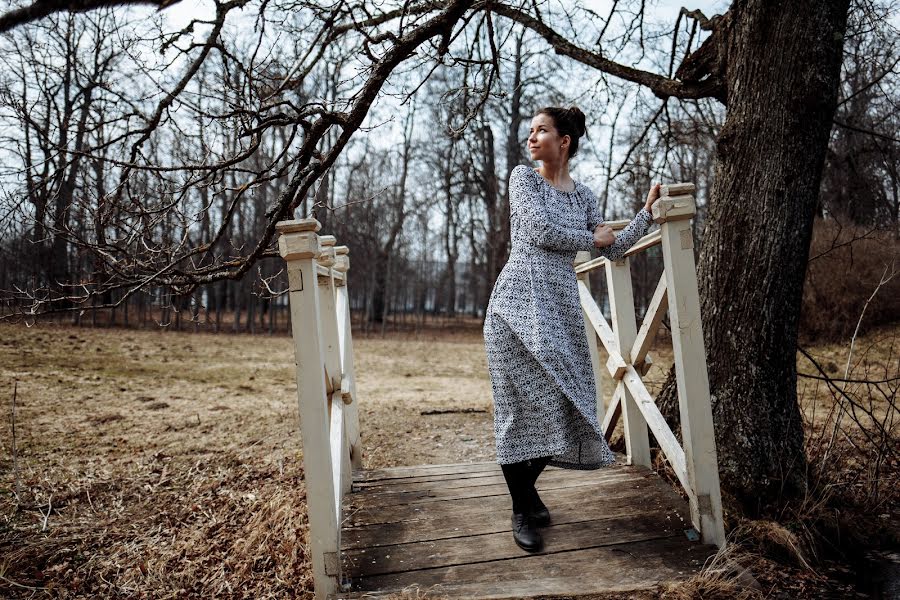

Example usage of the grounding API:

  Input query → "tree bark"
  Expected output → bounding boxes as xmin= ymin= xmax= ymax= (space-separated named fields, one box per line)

xmin=656 ymin=0 xmax=851 ymax=514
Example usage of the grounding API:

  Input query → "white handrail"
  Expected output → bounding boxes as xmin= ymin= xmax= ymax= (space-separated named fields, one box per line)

xmin=575 ymin=184 xmax=725 ymax=548
xmin=574 ymin=229 xmax=662 ymax=275
xmin=334 ymin=246 xmax=362 ymax=471
xmin=277 ymin=218 xmax=362 ymax=598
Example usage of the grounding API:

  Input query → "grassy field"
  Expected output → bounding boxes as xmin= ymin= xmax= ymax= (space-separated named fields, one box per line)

xmin=0 ymin=320 xmax=897 ymax=597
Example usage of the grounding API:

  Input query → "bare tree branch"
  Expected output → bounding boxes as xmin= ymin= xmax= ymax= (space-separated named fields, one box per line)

xmin=0 ymin=0 xmax=182 ymax=33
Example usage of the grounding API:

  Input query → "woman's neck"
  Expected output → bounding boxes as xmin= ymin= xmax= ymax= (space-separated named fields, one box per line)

xmin=537 ymin=160 xmax=573 ymax=189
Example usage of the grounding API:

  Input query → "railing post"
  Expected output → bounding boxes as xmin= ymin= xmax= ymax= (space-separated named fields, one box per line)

xmin=654 ymin=189 xmax=726 ymax=547
xmin=605 ymin=254 xmax=651 ymax=467
xmin=276 ymin=219 xmax=340 ymax=598
xmin=334 ymin=245 xmax=363 ymax=472
xmin=318 ymin=236 xmax=352 ymax=500
xmin=318 ymin=236 xmax=342 ymax=395
xmin=575 ymin=251 xmax=607 ymax=424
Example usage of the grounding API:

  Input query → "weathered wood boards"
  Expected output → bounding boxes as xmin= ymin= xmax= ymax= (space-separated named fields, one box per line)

xmin=335 ymin=460 xmax=717 ymax=599
xmin=347 ymin=470 xmax=646 ymax=518
xmin=345 ymin=473 xmax=671 ymax=548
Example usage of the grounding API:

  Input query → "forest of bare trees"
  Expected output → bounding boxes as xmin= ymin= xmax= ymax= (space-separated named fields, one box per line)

xmin=1 ymin=2 xmax=896 ymax=335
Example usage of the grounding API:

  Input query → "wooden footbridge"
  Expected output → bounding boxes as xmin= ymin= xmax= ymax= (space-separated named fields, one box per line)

xmin=276 ymin=184 xmax=725 ymax=599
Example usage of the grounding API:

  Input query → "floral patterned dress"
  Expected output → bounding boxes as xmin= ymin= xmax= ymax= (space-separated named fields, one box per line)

xmin=483 ymin=164 xmax=653 ymax=469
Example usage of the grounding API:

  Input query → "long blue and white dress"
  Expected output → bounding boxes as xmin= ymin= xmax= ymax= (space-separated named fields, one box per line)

xmin=483 ymin=164 xmax=653 ymax=469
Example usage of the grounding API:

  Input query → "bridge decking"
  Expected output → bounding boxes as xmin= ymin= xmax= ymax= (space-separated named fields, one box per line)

xmin=333 ymin=457 xmax=718 ymax=599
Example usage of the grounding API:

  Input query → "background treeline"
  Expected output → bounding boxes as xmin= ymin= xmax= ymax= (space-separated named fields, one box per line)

xmin=0 ymin=6 xmax=897 ymax=340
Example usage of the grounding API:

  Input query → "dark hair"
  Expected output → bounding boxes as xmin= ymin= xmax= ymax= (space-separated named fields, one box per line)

xmin=535 ymin=105 xmax=588 ymax=159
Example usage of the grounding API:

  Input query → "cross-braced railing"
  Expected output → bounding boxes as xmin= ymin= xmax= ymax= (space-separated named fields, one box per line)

xmin=275 ymin=186 xmax=725 ymax=599
xmin=276 ymin=218 xmax=362 ymax=599
xmin=574 ymin=183 xmax=725 ymax=548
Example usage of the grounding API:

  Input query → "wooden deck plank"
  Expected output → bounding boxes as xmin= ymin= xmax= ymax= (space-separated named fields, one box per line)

xmin=338 ymin=536 xmax=717 ymax=599
xmin=353 ymin=463 xmax=637 ymax=493
xmin=337 ymin=459 xmax=715 ymax=599
xmin=353 ymin=469 xmax=647 ymax=504
xmin=353 ymin=461 xmax=499 ymax=482
xmin=337 ymin=575 xmax=681 ymax=600
xmin=353 ymin=468 xmax=504 ymax=488
xmin=345 ymin=510 xmax=684 ymax=578
xmin=352 ymin=471 xmax=647 ymax=507
xmin=343 ymin=488 xmax=687 ymax=549
xmin=344 ymin=473 xmax=664 ymax=527
xmin=352 ymin=461 xmax=638 ymax=490
xmin=343 ymin=475 xmax=682 ymax=539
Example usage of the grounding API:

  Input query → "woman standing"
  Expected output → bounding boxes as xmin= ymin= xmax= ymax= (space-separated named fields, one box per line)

xmin=483 ymin=106 xmax=661 ymax=552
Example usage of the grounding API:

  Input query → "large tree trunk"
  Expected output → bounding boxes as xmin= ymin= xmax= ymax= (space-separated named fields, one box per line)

xmin=657 ymin=0 xmax=850 ymax=514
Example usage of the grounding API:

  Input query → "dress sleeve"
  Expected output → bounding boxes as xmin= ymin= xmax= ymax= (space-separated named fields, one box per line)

xmin=585 ymin=185 xmax=605 ymax=233
xmin=597 ymin=207 xmax=654 ymax=261
xmin=509 ymin=165 xmax=594 ymax=253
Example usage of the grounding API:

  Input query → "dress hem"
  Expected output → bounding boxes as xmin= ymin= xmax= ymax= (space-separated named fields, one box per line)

xmin=495 ymin=437 xmax=617 ymax=470
xmin=545 ymin=456 xmax=616 ymax=470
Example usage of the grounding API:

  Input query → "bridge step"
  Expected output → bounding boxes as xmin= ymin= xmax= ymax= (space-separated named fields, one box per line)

xmin=333 ymin=458 xmax=717 ymax=599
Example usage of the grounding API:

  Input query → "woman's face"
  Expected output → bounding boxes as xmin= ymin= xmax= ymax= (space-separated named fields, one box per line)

xmin=527 ymin=113 xmax=569 ymax=164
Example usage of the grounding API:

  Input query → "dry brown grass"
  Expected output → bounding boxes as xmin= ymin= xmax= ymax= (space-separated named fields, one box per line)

xmin=0 ymin=322 xmax=495 ymax=597
xmin=0 ymin=324 xmax=315 ymax=596
xmin=793 ymin=322 xmax=898 ymax=556
xmin=661 ymin=541 xmax=766 ymax=600
xmin=1 ymin=319 xmax=897 ymax=598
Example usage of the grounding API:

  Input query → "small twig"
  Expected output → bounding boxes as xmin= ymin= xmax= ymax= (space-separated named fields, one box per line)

xmin=799 ymin=346 xmax=899 ymax=457
xmin=822 ymin=260 xmax=896 ymax=469
xmin=419 ymin=408 xmax=487 ymax=415
xmin=10 ymin=380 xmax=21 ymax=502
xmin=0 ymin=574 xmax=46 ymax=591
xmin=40 ymin=494 xmax=52 ymax=532
xmin=797 ymin=372 xmax=900 ymax=385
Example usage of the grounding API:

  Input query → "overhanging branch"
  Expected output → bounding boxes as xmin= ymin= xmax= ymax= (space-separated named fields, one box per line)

xmin=486 ymin=0 xmax=728 ymax=103
xmin=0 ymin=0 xmax=182 ymax=33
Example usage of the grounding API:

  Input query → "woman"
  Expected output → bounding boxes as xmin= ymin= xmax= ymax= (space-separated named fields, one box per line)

xmin=483 ymin=105 xmax=661 ymax=553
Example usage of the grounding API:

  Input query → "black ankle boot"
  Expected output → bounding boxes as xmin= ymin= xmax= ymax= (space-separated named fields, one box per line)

xmin=511 ymin=511 xmax=543 ymax=552
xmin=529 ymin=488 xmax=551 ymax=527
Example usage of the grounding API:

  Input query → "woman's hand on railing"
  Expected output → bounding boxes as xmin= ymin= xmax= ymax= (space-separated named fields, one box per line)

xmin=593 ymin=223 xmax=615 ymax=248
xmin=644 ymin=183 xmax=661 ymax=213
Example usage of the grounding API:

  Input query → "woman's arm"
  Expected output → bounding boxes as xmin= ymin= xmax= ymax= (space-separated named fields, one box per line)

xmin=585 ymin=184 xmax=656 ymax=261
xmin=509 ymin=165 xmax=595 ymax=252
xmin=596 ymin=208 xmax=653 ymax=261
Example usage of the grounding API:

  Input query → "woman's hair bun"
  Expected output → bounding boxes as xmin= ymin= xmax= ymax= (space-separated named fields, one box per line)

xmin=567 ymin=106 xmax=587 ymax=138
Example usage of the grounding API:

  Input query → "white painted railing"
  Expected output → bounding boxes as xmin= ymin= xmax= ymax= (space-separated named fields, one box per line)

xmin=275 ymin=185 xmax=725 ymax=599
xmin=276 ymin=219 xmax=362 ymax=599
xmin=574 ymin=183 xmax=726 ymax=548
